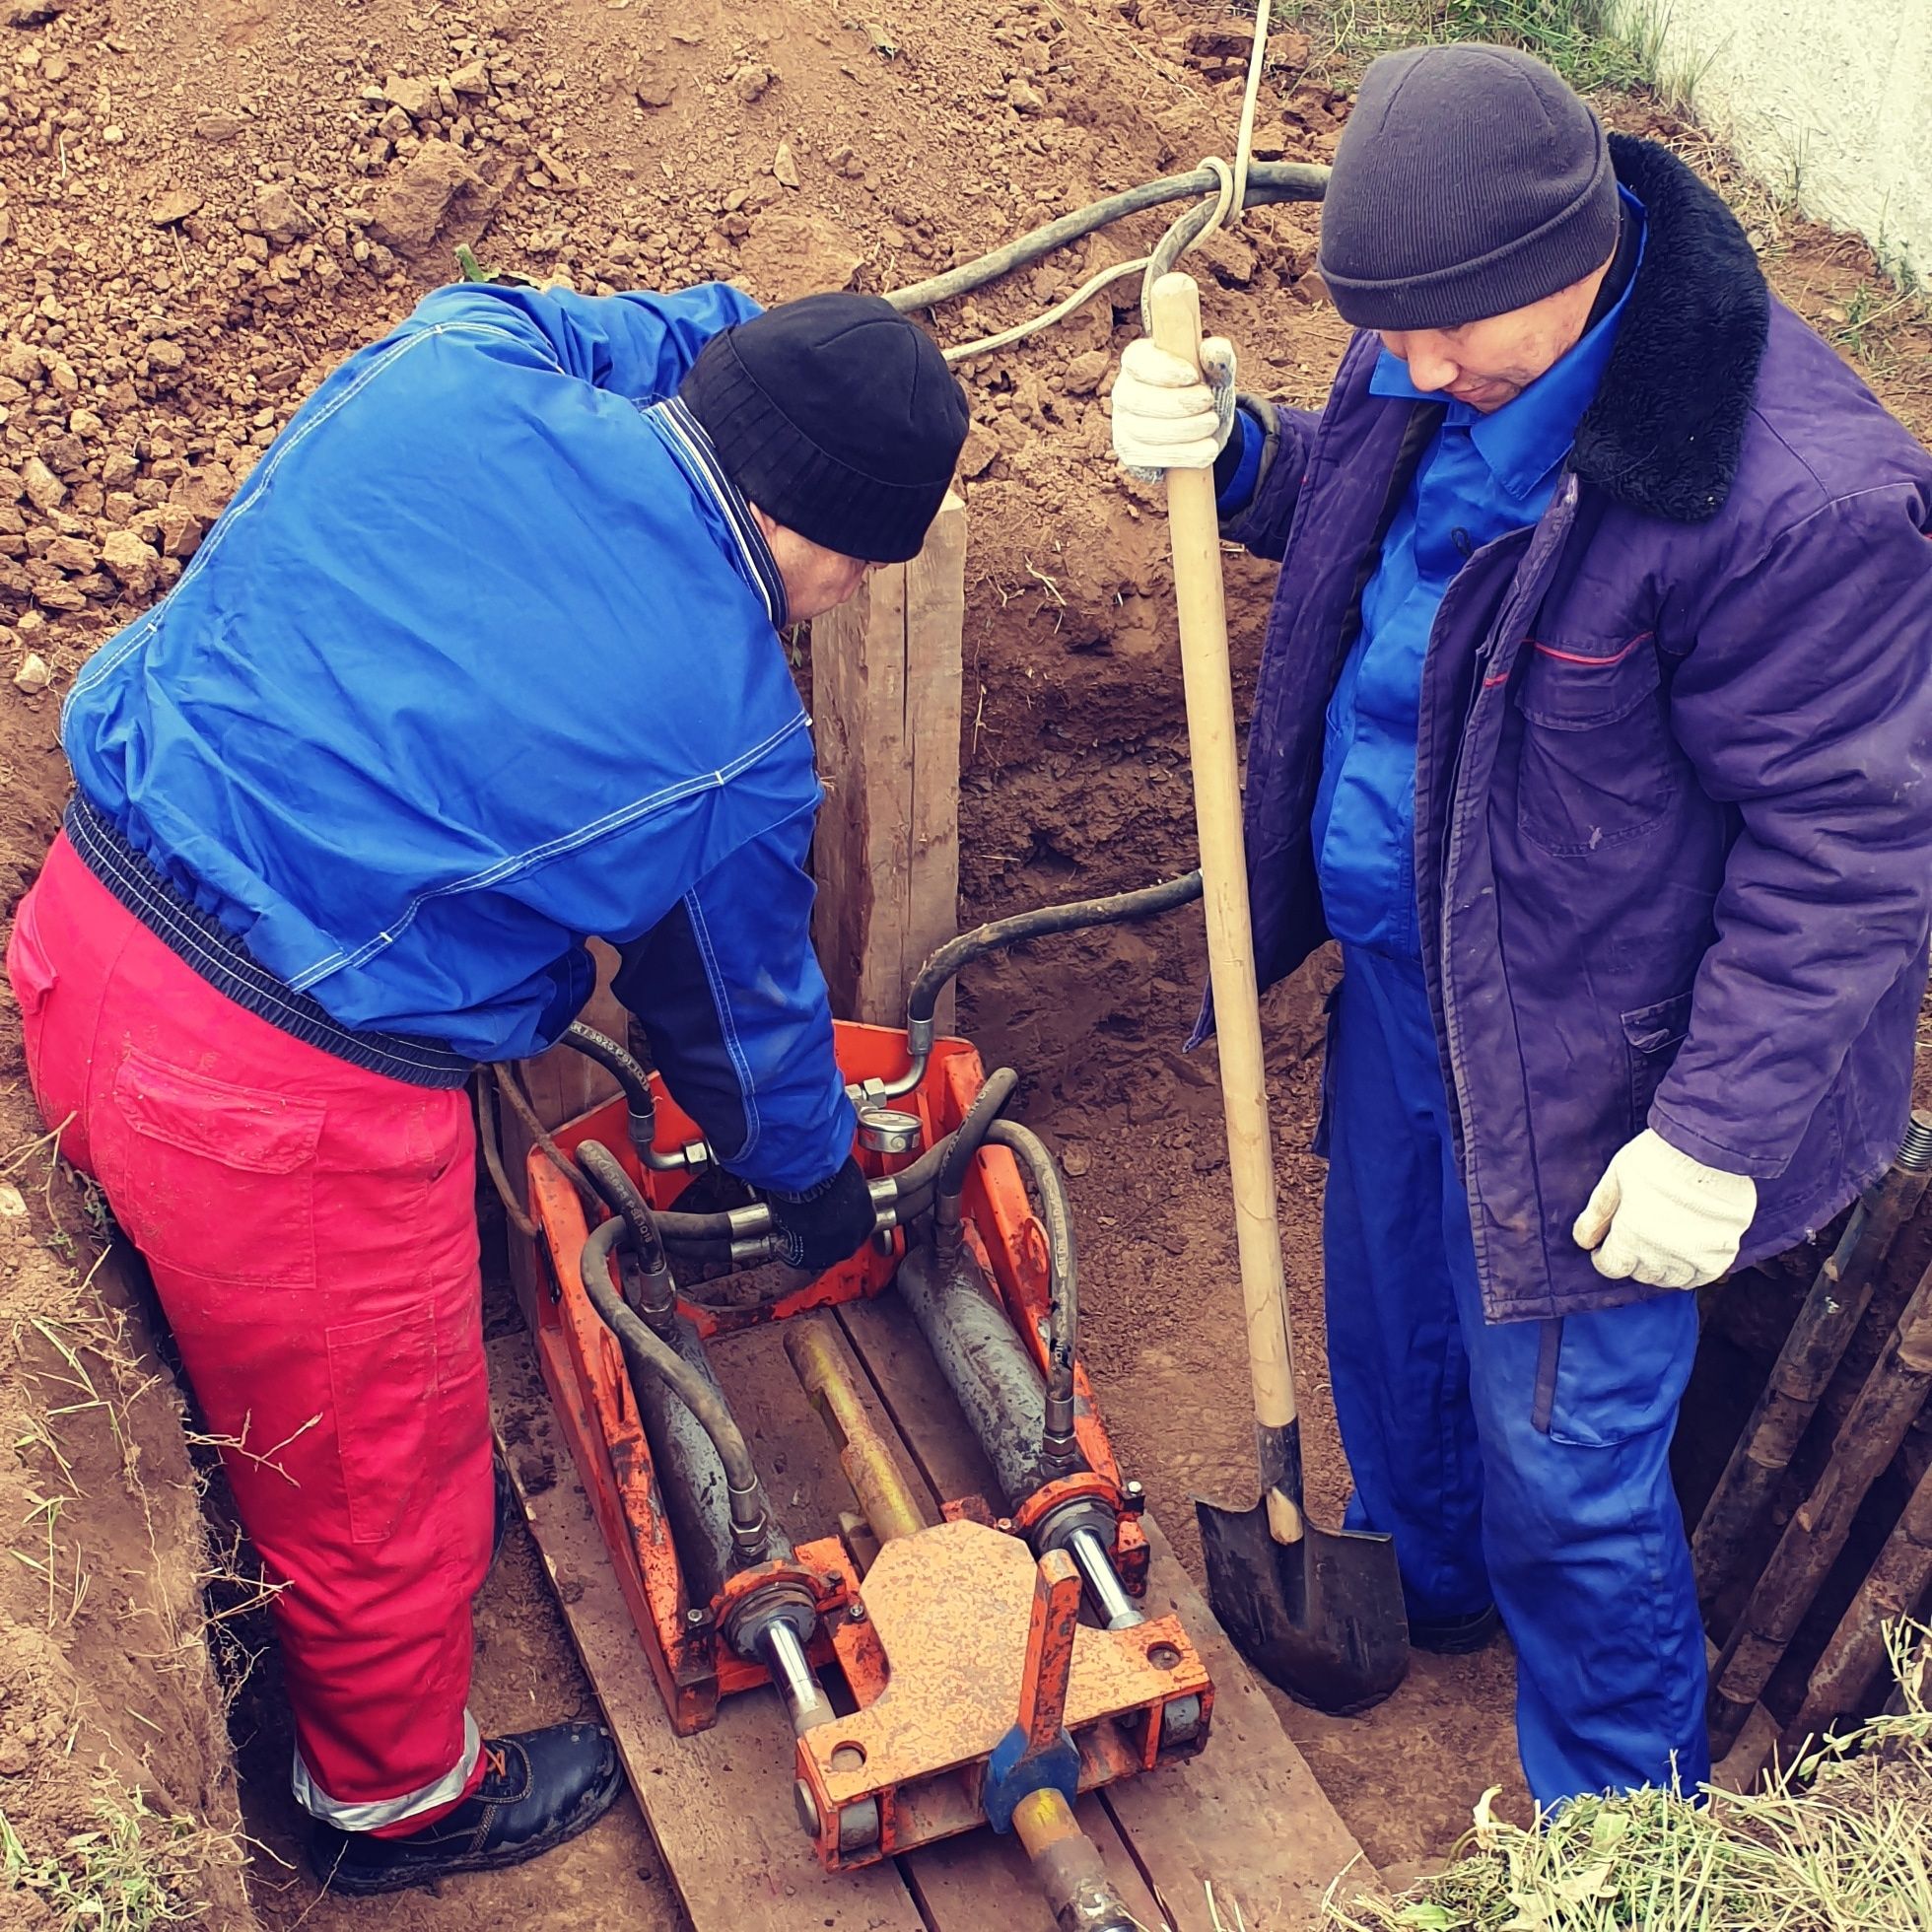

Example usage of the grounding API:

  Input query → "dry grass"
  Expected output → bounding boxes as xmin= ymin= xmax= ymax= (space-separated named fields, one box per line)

xmin=1287 ymin=0 xmax=1685 ymax=99
xmin=1323 ymin=1631 xmax=1932 ymax=1932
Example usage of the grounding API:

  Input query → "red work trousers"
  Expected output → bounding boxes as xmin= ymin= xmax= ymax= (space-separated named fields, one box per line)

xmin=6 ymin=835 xmax=491 ymax=1831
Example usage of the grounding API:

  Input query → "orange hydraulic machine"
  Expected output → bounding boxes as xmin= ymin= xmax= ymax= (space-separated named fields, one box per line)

xmin=513 ymin=878 xmax=1211 ymax=1931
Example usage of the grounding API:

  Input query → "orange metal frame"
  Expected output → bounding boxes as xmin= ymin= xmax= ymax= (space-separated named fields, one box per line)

xmin=517 ymin=1021 xmax=1196 ymax=1856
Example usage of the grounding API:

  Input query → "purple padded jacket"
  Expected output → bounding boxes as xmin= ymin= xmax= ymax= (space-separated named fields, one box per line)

xmin=1229 ymin=135 xmax=1932 ymax=1322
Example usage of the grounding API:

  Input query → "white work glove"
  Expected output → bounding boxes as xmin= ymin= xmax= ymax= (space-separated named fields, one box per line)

xmin=1111 ymin=335 xmax=1239 ymax=481
xmin=1572 ymin=1129 xmax=1757 ymax=1291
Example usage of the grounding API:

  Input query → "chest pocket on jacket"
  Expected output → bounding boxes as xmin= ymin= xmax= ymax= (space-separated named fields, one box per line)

xmin=1513 ymin=635 xmax=1678 ymax=856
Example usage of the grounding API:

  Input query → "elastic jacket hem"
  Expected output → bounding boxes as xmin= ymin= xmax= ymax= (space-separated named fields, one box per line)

xmin=64 ymin=794 xmax=474 ymax=1091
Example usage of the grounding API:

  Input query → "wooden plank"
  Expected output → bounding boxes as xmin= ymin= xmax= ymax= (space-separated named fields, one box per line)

xmin=901 ymin=492 xmax=968 ymax=1037
xmin=486 ymin=1330 xmax=928 ymax=1932
xmin=812 ymin=492 xmax=966 ymax=1027
xmin=1101 ymin=1515 xmax=1370 ymax=1932
xmin=838 ymin=1291 xmax=1370 ymax=1931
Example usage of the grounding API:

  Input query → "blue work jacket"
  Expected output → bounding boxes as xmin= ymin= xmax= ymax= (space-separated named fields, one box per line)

xmin=60 ymin=282 xmax=855 ymax=1194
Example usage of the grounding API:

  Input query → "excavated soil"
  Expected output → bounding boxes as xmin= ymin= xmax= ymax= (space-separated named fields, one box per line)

xmin=0 ymin=0 xmax=1928 ymax=1918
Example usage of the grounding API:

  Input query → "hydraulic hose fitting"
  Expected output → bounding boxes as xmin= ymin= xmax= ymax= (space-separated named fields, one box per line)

xmin=880 ymin=1016 xmax=936 ymax=1101
xmin=1040 ymin=1390 xmax=1079 ymax=1481
xmin=576 ymin=1139 xmax=677 ymax=1326
xmin=562 ymin=1023 xmax=658 ymax=1159
xmin=726 ymin=1478 xmax=771 ymax=1566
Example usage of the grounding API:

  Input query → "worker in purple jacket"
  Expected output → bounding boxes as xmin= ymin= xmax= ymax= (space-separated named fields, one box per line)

xmin=1112 ymin=44 xmax=1932 ymax=1804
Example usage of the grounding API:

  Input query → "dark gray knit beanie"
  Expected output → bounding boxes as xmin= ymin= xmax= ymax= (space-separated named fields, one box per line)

xmin=679 ymin=293 xmax=968 ymax=565
xmin=1317 ymin=43 xmax=1620 ymax=330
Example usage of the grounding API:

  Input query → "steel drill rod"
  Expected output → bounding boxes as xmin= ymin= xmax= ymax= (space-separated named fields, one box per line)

xmin=1708 ymin=1248 xmax=1932 ymax=1754
xmin=1780 ymin=1449 xmax=1932 ymax=1754
xmin=1011 ymin=1788 xmax=1142 ymax=1932
xmin=1695 ymin=1112 xmax=1932 ymax=1621
xmin=1069 ymin=1526 xmax=1143 ymax=1632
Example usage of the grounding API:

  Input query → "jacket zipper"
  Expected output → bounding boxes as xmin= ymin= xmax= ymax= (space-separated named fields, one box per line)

xmin=1435 ymin=472 xmax=1581 ymax=1315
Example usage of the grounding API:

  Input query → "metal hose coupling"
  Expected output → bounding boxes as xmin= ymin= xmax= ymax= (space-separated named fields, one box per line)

xmin=1041 ymin=1389 xmax=1079 ymax=1479
xmin=1899 ymin=1110 xmax=1932 ymax=1172
xmin=726 ymin=1480 xmax=772 ymax=1567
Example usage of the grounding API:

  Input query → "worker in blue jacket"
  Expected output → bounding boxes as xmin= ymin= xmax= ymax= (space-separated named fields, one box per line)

xmin=7 ymin=282 xmax=970 ymax=1894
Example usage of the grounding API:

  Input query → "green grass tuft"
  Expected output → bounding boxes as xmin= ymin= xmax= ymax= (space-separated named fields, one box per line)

xmin=1 ymin=1790 xmax=218 ymax=1931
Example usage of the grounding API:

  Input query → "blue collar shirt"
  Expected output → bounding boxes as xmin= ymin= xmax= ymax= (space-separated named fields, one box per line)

xmin=1312 ymin=192 xmax=1646 ymax=959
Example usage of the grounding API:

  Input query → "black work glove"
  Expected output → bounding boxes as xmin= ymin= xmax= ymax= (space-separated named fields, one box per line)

xmin=764 ymin=1156 xmax=875 ymax=1273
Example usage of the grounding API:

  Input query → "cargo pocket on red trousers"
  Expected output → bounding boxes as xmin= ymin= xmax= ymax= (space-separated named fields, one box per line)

xmin=325 ymin=1307 xmax=441 ymax=1545
xmin=105 ymin=1049 xmax=324 ymax=1287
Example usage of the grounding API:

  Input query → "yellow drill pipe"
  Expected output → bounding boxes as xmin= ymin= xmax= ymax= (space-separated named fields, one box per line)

xmin=1012 ymin=1789 xmax=1141 ymax=1932
xmin=785 ymin=1317 xmax=932 ymax=1548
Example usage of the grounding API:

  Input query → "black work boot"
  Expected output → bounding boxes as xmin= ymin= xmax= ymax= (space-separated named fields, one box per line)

xmin=307 ymin=1723 xmax=624 ymax=1896
xmin=1409 ymin=1602 xmax=1502 ymax=1656
xmin=470 ymin=1448 xmax=516 ymax=1605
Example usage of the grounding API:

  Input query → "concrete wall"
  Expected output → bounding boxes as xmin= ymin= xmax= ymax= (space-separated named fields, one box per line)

xmin=1608 ymin=0 xmax=1932 ymax=284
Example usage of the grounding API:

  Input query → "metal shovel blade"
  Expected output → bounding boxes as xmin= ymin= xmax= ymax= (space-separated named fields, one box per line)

xmin=1197 ymin=1494 xmax=1411 ymax=1714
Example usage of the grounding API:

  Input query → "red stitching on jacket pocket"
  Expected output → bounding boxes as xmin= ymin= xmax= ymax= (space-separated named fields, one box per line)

xmin=1528 ymin=631 xmax=1654 ymax=667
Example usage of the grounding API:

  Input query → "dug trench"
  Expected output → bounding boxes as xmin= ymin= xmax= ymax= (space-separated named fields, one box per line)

xmin=1 ymin=0 xmax=1930 ymax=1919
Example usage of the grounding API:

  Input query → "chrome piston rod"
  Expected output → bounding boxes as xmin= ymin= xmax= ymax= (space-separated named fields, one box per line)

xmin=1069 ymin=1526 xmax=1143 ymax=1631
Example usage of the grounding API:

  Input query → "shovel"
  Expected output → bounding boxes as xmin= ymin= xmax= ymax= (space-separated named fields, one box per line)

xmin=1150 ymin=272 xmax=1411 ymax=1714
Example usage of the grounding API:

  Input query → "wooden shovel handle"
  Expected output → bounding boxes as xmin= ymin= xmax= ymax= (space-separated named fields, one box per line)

xmin=1150 ymin=272 xmax=1303 ymax=1543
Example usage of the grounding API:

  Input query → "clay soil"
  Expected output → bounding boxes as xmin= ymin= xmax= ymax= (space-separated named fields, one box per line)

xmin=0 ymin=0 xmax=1928 ymax=1919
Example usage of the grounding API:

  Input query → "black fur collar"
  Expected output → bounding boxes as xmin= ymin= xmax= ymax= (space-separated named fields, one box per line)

xmin=1571 ymin=135 xmax=1770 ymax=523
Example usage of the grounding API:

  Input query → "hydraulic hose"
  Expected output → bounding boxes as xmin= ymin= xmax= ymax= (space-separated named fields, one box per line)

xmin=648 ymin=1125 xmax=964 ymax=1261
xmin=473 ymin=1074 xmax=538 ymax=1240
xmin=934 ymin=1067 xmax=1020 ymax=1227
xmin=579 ymin=1216 xmax=771 ymax=1562
xmin=560 ymin=1022 xmax=655 ymax=1149
xmin=560 ymin=1021 xmax=697 ymax=1170
xmin=986 ymin=1118 xmax=1079 ymax=1475
xmin=576 ymin=1138 xmax=675 ymax=1321
xmin=909 ymin=870 xmax=1204 ymax=1031
xmin=890 ymin=871 xmax=1205 ymax=1098
xmin=886 ymin=162 xmax=1328 ymax=316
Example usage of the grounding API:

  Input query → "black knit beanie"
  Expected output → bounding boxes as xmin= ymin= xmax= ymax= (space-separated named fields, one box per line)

xmin=1317 ymin=43 xmax=1620 ymax=331
xmin=678 ymin=293 xmax=970 ymax=565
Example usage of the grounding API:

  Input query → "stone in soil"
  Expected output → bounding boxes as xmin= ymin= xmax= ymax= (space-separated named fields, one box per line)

xmin=149 ymin=187 xmax=203 ymax=226
xmin=368 ymin=139 xmax=491 ymax=255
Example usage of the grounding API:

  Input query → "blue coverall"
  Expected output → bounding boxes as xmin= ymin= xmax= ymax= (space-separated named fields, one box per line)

xmin=1283 ymin=196 xmax=1712 ymax=1803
